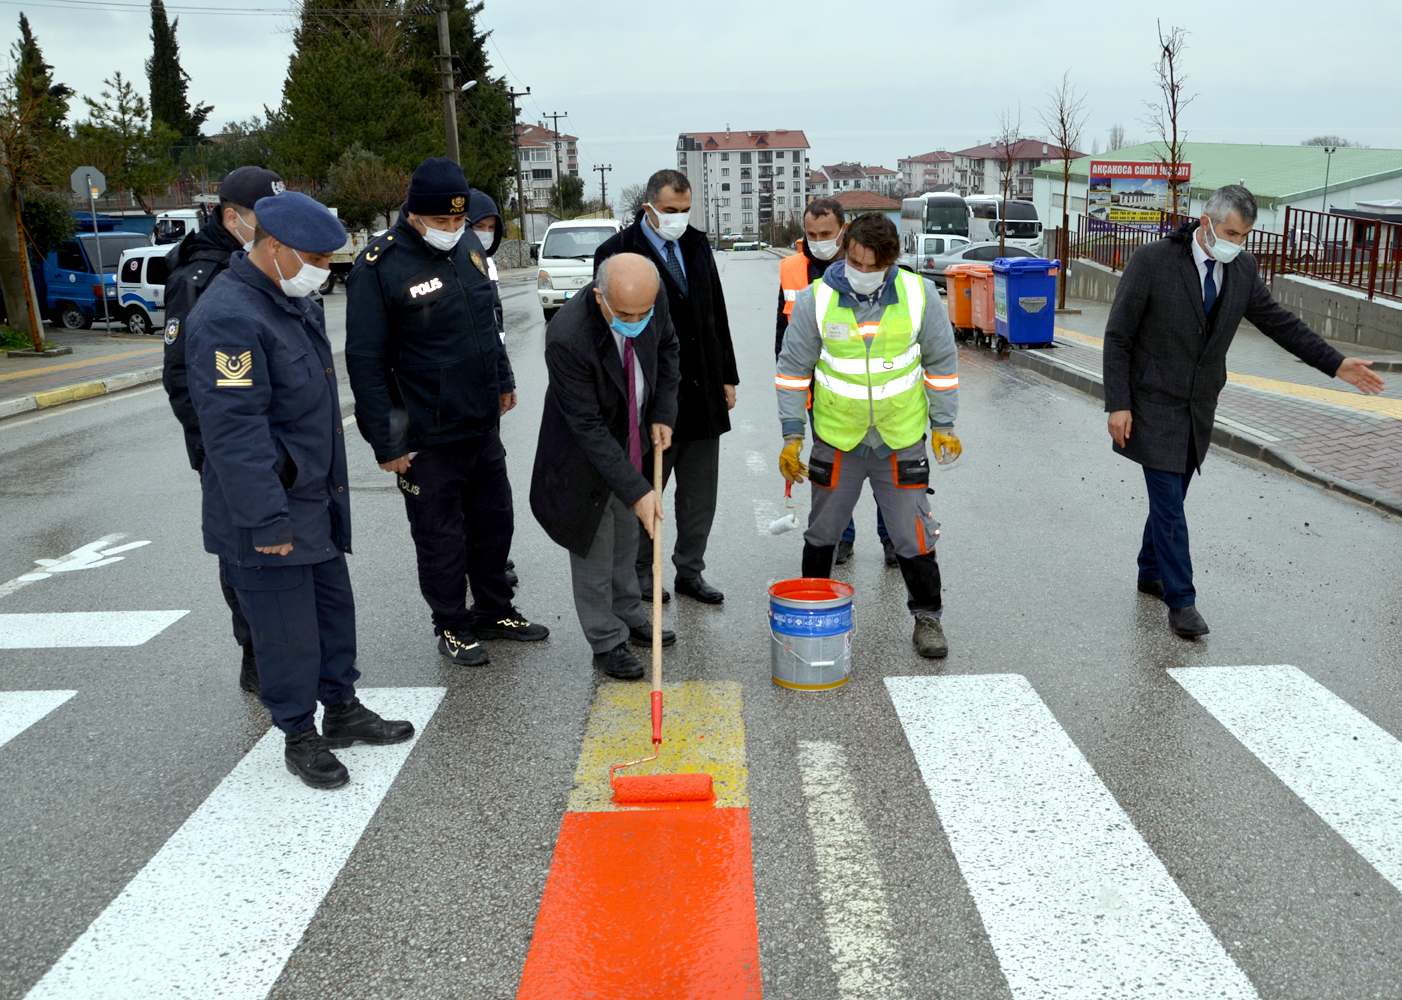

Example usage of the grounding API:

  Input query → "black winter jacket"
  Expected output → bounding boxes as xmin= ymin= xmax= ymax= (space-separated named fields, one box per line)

xmin=344 ymin=217 xmax=515 ymax=462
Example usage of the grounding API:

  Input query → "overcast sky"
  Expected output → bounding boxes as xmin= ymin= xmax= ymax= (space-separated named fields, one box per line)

xmin=25 ymin=0 xmax=1402 ymax=200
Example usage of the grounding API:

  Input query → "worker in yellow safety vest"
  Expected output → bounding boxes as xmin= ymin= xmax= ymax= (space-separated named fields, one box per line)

xmin=775 ymin=212 xmax=961 ymax=658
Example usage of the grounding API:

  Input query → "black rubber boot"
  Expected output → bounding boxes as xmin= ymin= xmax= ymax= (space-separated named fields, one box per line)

xmin=322 ymin=698 xmax=415 ymax=748
xmin=238 ymin=647 xmax=260 ymax=695
xmin=895 ymin=551 xmax=944 ymax=614
xmin=284 ymin=728 xmax=349 ymax=789
xmin=801 ymin=543 xmax=837 ymax=579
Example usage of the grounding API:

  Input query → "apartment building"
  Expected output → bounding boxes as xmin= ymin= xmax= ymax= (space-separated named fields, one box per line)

xmin=516 ymin=121 xmax=579 ymax=213
xmin=898 ymin=150 xmax=955 ymax=193
xmin=676 ymin=128 xmax=811 ymax=236
xmin=951 ymin=140 xmax=1084 ymax=199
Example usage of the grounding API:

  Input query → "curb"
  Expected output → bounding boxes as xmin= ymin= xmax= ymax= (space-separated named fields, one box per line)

xmin=1006 ymin=347 xmax=1402 ymax=519
xmin=0 ymin=364 xmax=164 ymax=422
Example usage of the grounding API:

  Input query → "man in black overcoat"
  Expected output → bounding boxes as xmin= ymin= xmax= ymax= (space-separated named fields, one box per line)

xmin=1103 ymin=184 xmax=1384 ymax=638
xmin=530 ymin=253 xmax=681 ymax=679
xmin=594 ymin=169 xmax=738 ymax=606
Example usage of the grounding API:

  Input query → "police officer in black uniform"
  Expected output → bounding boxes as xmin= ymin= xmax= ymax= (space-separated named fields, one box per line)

xmin=187 ymin=191 xmax=413 ymax=790
xmin=346 ymin=158 xmax=548 ymax=667
xmin=163 ymin=165 xmax=285 ymax=696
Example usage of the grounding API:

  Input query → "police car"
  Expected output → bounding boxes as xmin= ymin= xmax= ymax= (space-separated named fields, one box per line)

xmin=116 ymin=244 xmax=171 ymax=335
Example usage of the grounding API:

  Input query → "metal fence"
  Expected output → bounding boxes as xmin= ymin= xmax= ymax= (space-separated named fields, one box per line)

xmin=1070 ymin=213 xmax=1283 ymax=277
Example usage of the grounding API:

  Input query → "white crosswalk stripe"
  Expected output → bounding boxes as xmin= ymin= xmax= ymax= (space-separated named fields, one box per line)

xmin=0 ymin=611 xmax=189 ymax=648
xmin=23 ymin=687 xmax=445 ymax=1000
xmin=1170 ymin=664 xmax=1402 ymax=893
xmin=886 ymin=674 xmax=1258 ymax=1000
xmin=0 ymin=690 xmax=77 ymax=749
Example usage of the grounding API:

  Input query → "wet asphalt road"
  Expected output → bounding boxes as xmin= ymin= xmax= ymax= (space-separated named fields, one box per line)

xmin=2 ymin=251 xmax=1401 ymax=1000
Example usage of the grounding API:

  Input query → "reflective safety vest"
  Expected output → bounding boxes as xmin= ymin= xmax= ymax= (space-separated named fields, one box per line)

xmin=779 ymin=247 xmax=811 ymax=319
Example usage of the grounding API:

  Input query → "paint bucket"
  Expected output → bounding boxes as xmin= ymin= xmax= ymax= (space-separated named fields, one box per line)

xmin=768 ymin=578 xmax=854 ymax=691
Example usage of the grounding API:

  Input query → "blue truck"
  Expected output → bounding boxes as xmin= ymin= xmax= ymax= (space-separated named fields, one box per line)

xmin=35 ymin=215 xmax=150 ymax=329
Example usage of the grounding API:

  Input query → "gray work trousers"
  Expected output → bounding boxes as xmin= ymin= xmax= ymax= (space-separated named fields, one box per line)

xmin=635 ymin=437 xmax=720 ymax=584
xmin=571 ymin=493 xmax=648 ymax=655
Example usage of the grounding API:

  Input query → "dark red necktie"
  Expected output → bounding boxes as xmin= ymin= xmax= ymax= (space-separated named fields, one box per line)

xmin=624 ymin=338 xmax=642 ymax=472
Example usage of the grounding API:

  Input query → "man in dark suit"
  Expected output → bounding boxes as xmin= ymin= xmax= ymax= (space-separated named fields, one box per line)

xmin=595 ymin=169 xmax=738 ymax=606
xmin=530 ymin=253 xmax=681 ymax=679
xmin=1103 ymin=184 xmax=1384 ymax=638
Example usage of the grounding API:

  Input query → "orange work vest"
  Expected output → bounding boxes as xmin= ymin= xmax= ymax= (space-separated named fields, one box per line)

xmin=779 ymin=247 xmax=812 ymax=319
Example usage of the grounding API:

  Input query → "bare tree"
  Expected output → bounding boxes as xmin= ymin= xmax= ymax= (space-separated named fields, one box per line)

xmin=1139 ymin=21 xmax=1195 ymax=218
xmin=992 ymin=105 xmax=1023 ymax=257
xmin=1107 ymin=123 xmax=1126 ymax=151
xmin=1302 ymin=135 xmax=1361 ymax=148
xmin=1039 ymin=70 xmax=1089 ymax=307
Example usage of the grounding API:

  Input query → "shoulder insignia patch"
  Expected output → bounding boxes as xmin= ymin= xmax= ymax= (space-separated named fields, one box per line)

xmin=469 ymin=249 xmax=486 ymax=276
xmin=215 ymin=350 xmax=254 ymax=387
xmin=163 ymin=318 xmax=179 ymax=345
xmin=363 ymin=237 xmax=397 ymax=265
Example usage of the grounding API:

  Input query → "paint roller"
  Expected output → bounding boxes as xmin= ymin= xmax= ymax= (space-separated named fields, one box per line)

xmin=609 ymin=443 xmax=715 ymax=806
xmin=769 ymin=482 xmax=799 ymax=535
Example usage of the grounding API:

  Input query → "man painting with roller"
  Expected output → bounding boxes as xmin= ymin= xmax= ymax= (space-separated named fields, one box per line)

xmin=776 ymin=213 xmax=960 ymax=658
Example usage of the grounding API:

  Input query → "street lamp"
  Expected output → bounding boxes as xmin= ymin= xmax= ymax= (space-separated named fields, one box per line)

xmin=1320 ymin=146 xmax=1336 ymax=214
xmin=461 ymin=79 xmax=478 ymax=94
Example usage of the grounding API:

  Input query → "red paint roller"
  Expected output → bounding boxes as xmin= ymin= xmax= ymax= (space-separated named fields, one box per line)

xmin=609 ymin=443 xmax=714 ymax=806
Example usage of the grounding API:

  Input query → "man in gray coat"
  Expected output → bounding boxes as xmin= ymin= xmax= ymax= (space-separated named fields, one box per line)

xmin=1103 ymin=184 xmax=1384 ymax=638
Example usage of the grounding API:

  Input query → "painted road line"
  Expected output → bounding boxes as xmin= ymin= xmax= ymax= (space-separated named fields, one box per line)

xmin=0 ymin=535 xmax=152 ymax=601
xmin=520 ymin=680 xmax=761 ymax=999
xmin=886 ymin=674 xmax=1258 ymax=1000
xmin=1170 ymin=664 xmax=1402 ymax=892
xmin=797 ymin=740 xmax=906 ymax=1000
xmin=24 ymin=687 xmax=444 ymax=1000
xmin=0 ymin=611 xmax=188 ymax=648
xmin=0 ymin=690 xmax=77 ymax=749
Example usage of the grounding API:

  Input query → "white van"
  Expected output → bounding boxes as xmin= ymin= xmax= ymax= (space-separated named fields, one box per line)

xmin=117 ymin=244 xmax=172 ymax=335
xmin=536 ymin=218 xmax=622 ymax=320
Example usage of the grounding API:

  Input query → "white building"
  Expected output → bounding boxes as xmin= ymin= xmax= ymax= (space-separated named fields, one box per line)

xmin=952 ymin=140 xmax=1082 ymax=199
xmin=676 ymin=128 xmax=811 ymax=236
xmin=806 ymin=169 xmax=830 ymax=200
xmin=898 ymin=150 xmax=955 ymax=193
xmin=516 ymin=122 xmax=579 ymax=216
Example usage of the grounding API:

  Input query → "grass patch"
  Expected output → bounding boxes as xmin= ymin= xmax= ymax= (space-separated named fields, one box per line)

xmin=0 ymin=325 xmax=37 ymax=351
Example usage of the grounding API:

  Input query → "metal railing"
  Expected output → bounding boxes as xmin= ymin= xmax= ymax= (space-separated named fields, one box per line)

xmin=1276 ymin=206 xmax=1401 ymax=302
xmin=1070 ymin=213 xmax=1283 ymax=277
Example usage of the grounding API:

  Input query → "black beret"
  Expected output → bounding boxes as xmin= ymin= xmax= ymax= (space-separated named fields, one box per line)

xmin=253 ymin=191 xmax=347 ymax=254
xmin=219 ymin=166 xmax=284 ymax=210
xmin=405 ymin=157 xmax=471 ymax=216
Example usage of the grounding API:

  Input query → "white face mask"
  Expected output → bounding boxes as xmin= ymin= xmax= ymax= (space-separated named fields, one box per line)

xmin=845 ymin=263 xmax=887 ymax=296
xmin=807 ymin=237 xmax=840 ymax=261
xmin=647 ymin=205 xmax=689 ymax=241
xmin=1204 ymin=217 xmax=1244 ymax=264
xmin=421 ymin=222 xmax=464 ymax=252
xmin=234 ymin=212 xmax=257 ymax=253
xmin=274 ymin=248 xmax=329 ymax=299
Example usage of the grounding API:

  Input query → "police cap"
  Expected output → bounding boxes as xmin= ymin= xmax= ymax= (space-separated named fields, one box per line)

xmin=219 ymin=166 xmax=285 ymax=210
xmin=405 ymin=157 xmax=471 ymax=217
xmin=253 ymin=191 xmax=347 ymax=254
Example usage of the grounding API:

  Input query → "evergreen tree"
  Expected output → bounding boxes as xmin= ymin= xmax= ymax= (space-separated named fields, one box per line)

xmin=71 ymin=72 xmax=178 ymax=212
xmin=146 ymin=0 xmax=211 ymax=149
xmin=13 ymin=14 xmax=69 ymax=134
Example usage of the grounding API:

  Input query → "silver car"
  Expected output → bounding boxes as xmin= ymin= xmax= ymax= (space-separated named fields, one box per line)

xmin=916 ymin=240 xmax=1037 ymax=288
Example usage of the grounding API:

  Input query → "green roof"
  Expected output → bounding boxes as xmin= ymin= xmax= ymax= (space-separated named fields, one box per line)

xmin=1031 ymin=142 xmax=1402 ymax=209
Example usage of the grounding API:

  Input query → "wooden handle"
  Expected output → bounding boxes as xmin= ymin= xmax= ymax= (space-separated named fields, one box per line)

xmin=652 ymin=443 xmax=663 ymax=695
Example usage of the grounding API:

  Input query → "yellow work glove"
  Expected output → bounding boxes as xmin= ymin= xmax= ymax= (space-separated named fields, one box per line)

xmin=779 ymin=436 xmax=808 ymax=483
xmin=931 ymin=429 xmax=962 ymax=466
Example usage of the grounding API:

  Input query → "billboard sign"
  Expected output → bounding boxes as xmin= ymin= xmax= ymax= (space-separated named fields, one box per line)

xmin=1087 ymin=160 xmax=1192 ymax=228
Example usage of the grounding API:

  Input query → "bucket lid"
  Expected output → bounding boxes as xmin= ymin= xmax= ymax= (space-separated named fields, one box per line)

xmin=769 ymin=577 xmax=854 ymax=608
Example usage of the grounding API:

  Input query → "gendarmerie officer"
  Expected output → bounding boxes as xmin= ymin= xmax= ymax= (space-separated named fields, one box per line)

xmin=187 ymin=191 xmax=413 ymax=790
xmin=346 ymin=158 xmax=548 ymax=667
xmin=162 ymin=165 xmax=284 ymax=696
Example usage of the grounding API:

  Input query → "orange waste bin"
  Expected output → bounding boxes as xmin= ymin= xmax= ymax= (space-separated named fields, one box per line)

xmin=970 ymin=268 xmax=997 ymax=342
xmin=944 ymin=263 xmax=990 ymax=340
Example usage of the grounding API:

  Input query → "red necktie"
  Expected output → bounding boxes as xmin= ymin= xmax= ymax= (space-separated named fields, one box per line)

xmin=624 ymin=338 xmax=642 ymax=472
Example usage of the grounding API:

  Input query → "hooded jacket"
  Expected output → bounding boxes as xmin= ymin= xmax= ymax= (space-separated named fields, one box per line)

xmin=467 ymin=189 xmax=506 ymax=333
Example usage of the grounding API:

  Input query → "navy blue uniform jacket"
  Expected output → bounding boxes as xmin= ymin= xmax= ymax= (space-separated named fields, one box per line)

xmin=344 ymin=217 xmax=515 ymax=463
xmin=187 ymin=253 xmax=351 ymax=567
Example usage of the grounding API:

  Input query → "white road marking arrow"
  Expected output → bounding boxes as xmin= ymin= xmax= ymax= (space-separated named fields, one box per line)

xmin=0 ymin=535 xmax=153 ymax=599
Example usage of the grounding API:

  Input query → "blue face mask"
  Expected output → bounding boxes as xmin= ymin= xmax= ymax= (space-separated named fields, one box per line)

xmin=606 ymin=299 xmax=653 ymax=338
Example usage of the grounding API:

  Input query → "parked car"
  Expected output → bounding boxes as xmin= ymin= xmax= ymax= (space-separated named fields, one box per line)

xmin=899 ymin=234 xmax=971 ymax=275
xmin=921 ymin=241 xmax=1036 ymax=288
xmin=117 ymin=244 xmax=172 ymax=335
xmin=37 ymin=232 xmax=149 ymax=329
xmin=536 ymin=218 xmax=622 ymax=320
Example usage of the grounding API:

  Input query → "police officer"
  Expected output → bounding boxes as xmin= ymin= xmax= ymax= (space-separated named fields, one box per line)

xmin=163 ymin=165 xmax=285 ymax=696
xmin=187 ymin=191 xmax=413 ymax=789
xmin=346 ymin=158 xmax=548 ymax=667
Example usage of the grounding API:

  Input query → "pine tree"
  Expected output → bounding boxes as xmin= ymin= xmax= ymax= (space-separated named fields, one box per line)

xmin=72 ymin=72 xmax=178 ymax=212
xmin=13 ymin=14 xmax=69 ymax=134
xmin=146 ymin=0 xmax=211 ymax=149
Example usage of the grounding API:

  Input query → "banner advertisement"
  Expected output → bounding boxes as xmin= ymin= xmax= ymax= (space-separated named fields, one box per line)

xmin=1087 ymin=160 xmax=1192 ymax=229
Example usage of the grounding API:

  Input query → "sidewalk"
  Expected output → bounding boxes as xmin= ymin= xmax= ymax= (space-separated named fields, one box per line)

xmin=1006 ymin=299 xmax=1402 ymax=516
xmin=1 ymin=326 xmax=165 ymax=418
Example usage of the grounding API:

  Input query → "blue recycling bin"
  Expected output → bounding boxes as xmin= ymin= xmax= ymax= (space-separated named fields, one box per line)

xmin=992 ymin=258 xmax=1059 ymax=346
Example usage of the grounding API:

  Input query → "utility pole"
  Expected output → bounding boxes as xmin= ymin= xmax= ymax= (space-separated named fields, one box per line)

xmin=545 ymin=110 xmax=568 ymax=219
xmin=506 ymin=86 xmax=530 ymax=243
xmin=1320 ymin=145 xmax=1337 ymax=214
xmin=434 ymin=0 xmax=459 ymax=164
xmin=593 ymin=163 xmax=611 ymax=217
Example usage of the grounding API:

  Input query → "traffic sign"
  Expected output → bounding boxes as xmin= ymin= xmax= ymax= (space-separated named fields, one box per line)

xmin=69 ymin=166 xmax=105 ymax=199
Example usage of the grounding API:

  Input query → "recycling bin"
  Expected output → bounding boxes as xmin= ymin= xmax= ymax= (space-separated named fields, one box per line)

xmin=943 ymin=263 xmax=989 ymax=340
xmin=970 ymin=268 xmax=997 ymax=344
xmin=993 ymin=257 xmax=1060 ymax=347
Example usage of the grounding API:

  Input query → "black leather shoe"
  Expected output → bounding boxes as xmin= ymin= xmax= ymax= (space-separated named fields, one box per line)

xmin=285 ymin=728 xmax=349 ymax=789
xmin=322 ymin=697 xmax=415 ymax=748
xmin=628 ymin=624 xmax=676 ymax=647
xmin=593 ymin=642 xmax=644 ymax=680
xmin=439 ymin=629 xmax=489 ymax=665
xmin=675 ymin=575 xmax=724 ymax=604
xmin=639 ymin=574 xmax=671 ymax=604
xmin=238 ymin=647 xmax=260 ymax=695
xmin=882 ymin=539 xmax=899 ymax=567
xmin=1137 ymin=578 xmax=1165 ymax=598
xmin=1169 ymin=605 xmax=1210 ymax=638
xmin=834 ymin=540 xmax=854 ymax=565
xmin=475 ymin=608 xmax=550 ymax=641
